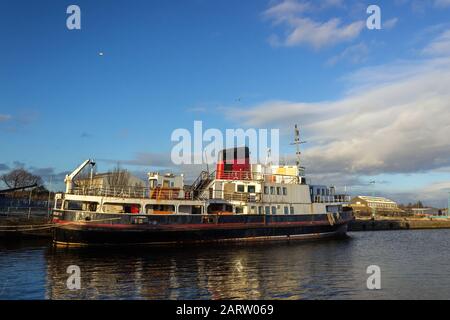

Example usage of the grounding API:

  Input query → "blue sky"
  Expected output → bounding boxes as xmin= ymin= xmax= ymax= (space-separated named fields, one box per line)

xmin=1 ymin=0 xmax=450 ymax=206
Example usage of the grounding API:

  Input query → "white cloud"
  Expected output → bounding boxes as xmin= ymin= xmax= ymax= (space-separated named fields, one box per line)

xmin=263 ymin=0 xmax=310 ymax=22
xmin=225 ymin=31 xmax=450 ymax=179
xmin=326 ymin=42 xmax=369 ymax=66
xmin=396 ymin=0 xmax=450 ymax=10
xmin=286 ymin=18 xmax=364 ymax=49
xmin=422 ymin=29 xmax=450 ymax=56
xmin=383 ymin=18 xmax=399 ymax=29
xmin=434 ymin=0 xmax=450 ymax=8
xmin=320 ymin=0 xmax=345 ymax=9
xmin=264 ymin=0 xmax=365 ymax=49
xmin=0 ymin=114 xmax=11 ymax=122
xmin=391 ymin=181 xmax=450 ymax=207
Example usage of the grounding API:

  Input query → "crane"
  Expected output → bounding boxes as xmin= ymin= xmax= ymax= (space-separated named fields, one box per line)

xmin=64 ymin=159 xmax=95 ymax=193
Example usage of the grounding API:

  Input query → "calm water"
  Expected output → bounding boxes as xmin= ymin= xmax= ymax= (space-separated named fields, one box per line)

xmin=1 ymin=230 xmax=450 ymax=300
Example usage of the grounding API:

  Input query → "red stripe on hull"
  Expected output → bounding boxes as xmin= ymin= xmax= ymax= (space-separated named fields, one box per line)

xmin=55 ymin=218 xmax=353 ymax=231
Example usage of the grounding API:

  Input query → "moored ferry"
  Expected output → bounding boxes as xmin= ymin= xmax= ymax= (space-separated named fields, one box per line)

xmin=52 ymin=128 xmax=353 ymax=246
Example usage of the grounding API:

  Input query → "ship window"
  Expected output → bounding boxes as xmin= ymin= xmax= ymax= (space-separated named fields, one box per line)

xmin=65 ymin=201 xmax=98 ymax=212
xmin=192 ymin=206 xmax=202 ymax=215
xmin=178 ymin=205 xmax=192 ymax=214
xmin=258 ymin=206 xmax=263 ymax=215
xmin=290 ymin=207 xmax=295 ymax=214
xmin=103 ymin=203 xmax=140 ymax=214
xmin=235 ymin=207 xmax=244 ymax=214
xmin=270 ymin=187 xmax=275 ymax=195
xmin=276 ymin=187 xmax=281 ymax=195
xmin=248 ymin=185 xmax=256 ymax=193
xmin=55 ymin=199 xmax=63 ymax=210
xmin=237 ymin=185 xmax=245 ymax=193
xmin=264 ymin=186 xmax=269 ymax=194
xmin=271 ymin=206 xmax=277 ymax=215
xmin=64 ymin=201 xmax=81 ymax=211
xmin=146 ymin=204 xmax=175 ymax=214
xmin=284 ymin=206 xmax=289 ymax=215
xmin=265 ymin=206 xmax=270 ymax=215
xmin=283 ymin=187 xmax=287 ymax=196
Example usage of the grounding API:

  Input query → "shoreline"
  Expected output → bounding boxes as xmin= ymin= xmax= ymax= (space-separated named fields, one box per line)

xmin=3 ymin=216 xmax=450 ymax=241
xmin=349 ymin=217 xmax=450 ymax=231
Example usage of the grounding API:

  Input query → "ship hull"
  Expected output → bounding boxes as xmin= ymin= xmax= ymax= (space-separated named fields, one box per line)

xmin=52 ymin=211 xmax=353 ymax=246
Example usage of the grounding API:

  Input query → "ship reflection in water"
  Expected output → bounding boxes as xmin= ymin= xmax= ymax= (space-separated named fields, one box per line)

xmin=2 ymin=230 xmax=450 ymax=299
xmin=45 ymin=241 xmax=360 ymax=299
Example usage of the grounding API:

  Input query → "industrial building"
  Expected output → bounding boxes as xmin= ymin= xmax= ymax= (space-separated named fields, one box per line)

xmin=350 ymin=196 xmax=404 ymax=216
xmin=75 ymin=172 xmax=146 ymax=189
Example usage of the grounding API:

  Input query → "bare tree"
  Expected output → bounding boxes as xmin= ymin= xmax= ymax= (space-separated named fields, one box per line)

xmin=73 ymin=169 xmax=92 ymax=188
xmin=1 ymin=169 xmax=43 ymax=189
xmin=107 ymin=165 xmax=130 ymax=188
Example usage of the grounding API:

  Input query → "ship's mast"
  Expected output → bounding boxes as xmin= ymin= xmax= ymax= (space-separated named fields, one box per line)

xmin=291 ymin=124 xmax=306 ymax=177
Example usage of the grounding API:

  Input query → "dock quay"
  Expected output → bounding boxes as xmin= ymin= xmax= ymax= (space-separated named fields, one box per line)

xmin=0 ymin=207 xmax=52 ymax=240
xmin=349 ymin=217 xmax=450 ymax=231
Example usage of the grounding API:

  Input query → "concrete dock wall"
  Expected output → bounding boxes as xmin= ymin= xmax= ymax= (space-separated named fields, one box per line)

xmin=349 ymin=218 xmax=450 ymax=231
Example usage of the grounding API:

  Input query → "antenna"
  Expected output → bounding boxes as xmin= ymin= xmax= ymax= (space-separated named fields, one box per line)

xmin=265 ymin=148 xmax=272 ymax=167
xmin=204 ymin=150 xmax=210 ymax=174
xmin=290 ymin=124 xmax=307 ymax=176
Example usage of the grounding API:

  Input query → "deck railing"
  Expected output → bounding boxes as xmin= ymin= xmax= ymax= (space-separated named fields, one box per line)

xmin=197 ymin=189 xmax=262 ymax=202
xmin=215 ymin=171 xmax=300 ymax=184
xmin=70 ymin=187 xmax=194 ymax=200
xmin=313 ymin=195 xmax=351 ymax=204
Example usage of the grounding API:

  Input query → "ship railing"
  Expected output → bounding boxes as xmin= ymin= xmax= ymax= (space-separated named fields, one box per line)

xmin=216 ymin=171 xmax=253 ymax=180
xmin=263 ymin=175 xmax=299 ymax=184
xmin=313 ymin=195 xmax=351 ymax=203
xmin=71 ymin=186 xmax=149 ymax=198
xmin=149 ymin=188 xmax=193 ymax=201
xmin=215 ymin=171 xmax=300 ymax=183
xmin=70 ymin=186 xmax=194 ymax=200
xmin=199 ymin=190 xmax=262 ymax=202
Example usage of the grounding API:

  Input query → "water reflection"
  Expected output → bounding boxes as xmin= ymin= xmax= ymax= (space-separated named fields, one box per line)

xmin=2 ymin=230 xmax=450 ymax=299
xmin=44 ymin=238 xmax=363 ymax=300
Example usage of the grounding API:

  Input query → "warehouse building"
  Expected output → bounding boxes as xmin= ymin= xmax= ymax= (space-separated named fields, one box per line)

xmin=350 ymin=196 xmax=404 ymax=216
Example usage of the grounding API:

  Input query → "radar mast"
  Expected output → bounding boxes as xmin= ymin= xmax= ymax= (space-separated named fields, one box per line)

xmin=290 ymin=124 xmax=306 ymax=177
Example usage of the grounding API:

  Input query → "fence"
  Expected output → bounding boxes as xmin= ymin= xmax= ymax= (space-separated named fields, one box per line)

xmin=0 ymin=207 xmax=51 ymax=218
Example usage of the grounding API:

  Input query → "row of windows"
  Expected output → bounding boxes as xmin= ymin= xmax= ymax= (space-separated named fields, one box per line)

xmin=368 ymin=203 xmax=396 ymax=208
xmin=63 ymin=201 xmax=201 ymax=214
xmin=263 ymin=186 xmax=288 ymax=196
xmin=234 ymin=184 xmax=289 ymax=196
xmin=246 ymin=205 xmax=295 ymax=215
xmin=310 ymin=188 xmax=330 ymax=196
xmin=63 ymin=200 xmax=296 ymax=215
xmin=236 ymin=184 xmax=256 ymax=193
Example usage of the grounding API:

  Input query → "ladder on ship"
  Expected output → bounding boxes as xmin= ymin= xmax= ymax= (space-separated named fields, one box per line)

xmin=189 ymin=171 xmax=214 ymax=200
